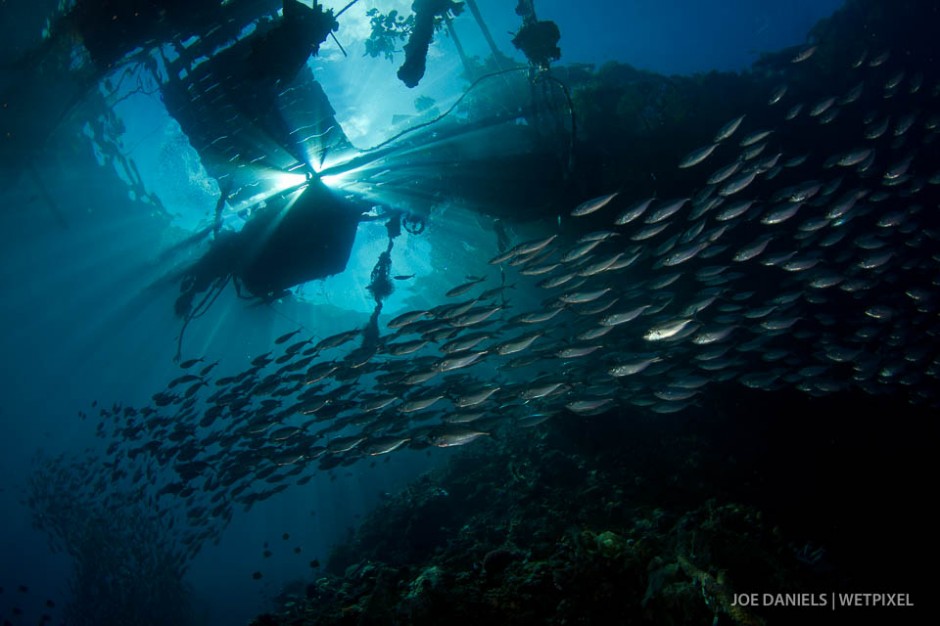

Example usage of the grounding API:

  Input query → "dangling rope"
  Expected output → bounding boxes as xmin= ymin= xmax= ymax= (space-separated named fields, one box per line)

xmin=354 ymin=67 xmax=529 ymax=154
xmin=540 ymin=73 xmax=578 ymax=175
xmin=175 ymin=275 xmax=230 ymax=363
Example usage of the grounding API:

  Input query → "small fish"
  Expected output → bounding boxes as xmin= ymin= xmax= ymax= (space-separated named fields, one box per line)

xmin=361 ymin=395 xmax=398 ymax=412
xmin=678 ymin=143 xmax=718 ymax=169
xmin=399 ymin=394 xmax=446 ymax=413
xmin=198 ymin=361 xmax=219 ymax=377
xmin=387 ymin=309 xmax=428 ymax=329
xmin=314 ymin=329 xmax=360 ymax=350
xmin=739 ymin=129 xmax=773 ymax=147
xmin=431 ymin=429 xmax=489 ymax=447
xmin=437 ymin=350 xmax=488 ymax=372
xmin=768 ymin=84 xmax=788 ymax=105
xmin=660 ymin=241 xmax=708 ymax=267
xmin=454 ymin=387 xmax=501 ymax=408
xmin=785 ymin=103 xmax=804 ymax=121
xmin=614 ymin=197 xmax=654 ymax=225
xmin=519 ymin=308 xmax=565 ymax=324
xmin=577 ymin=230 xmax=619 ymax=243
xmin=714 ymin=114 xmax=746 ymax=142
xmin=521 ymin=262 xmax=560 ymax=276
xmin=718 ymin=170 xmax=757 ymax=197
xmin=521 ymin=381 xmax=567 ymax=400
xmin=645 ymin=198 xmax=689 ymax=224
xmin=608 ymin=357 xmax=661 ymax=377
xmin=538 ymin=272 xmax=578 ymax=290
xmin=644 ymin=318 xmax=694 ymax=341
xmin=496 ymin=332 xmax=542 ymax=356
xmin=515 ymin=234 xmax=558 ymax=256
xmin=386 ymin=339 xmax=429 ymax=356
xmin=707 ymin=160 xmax=742 ymax=185
xmin=451 ymin=305 xmax=504 ymax=328
xmin=566 ymin=398 xmax=615 ymax=414
xmin=366 ymin=436 xmax=411 ymax=456
xmin=556 ymin=345 xmax=602 ymax=359
xmin=571 ymin=191 xmax=619 ymax=217
xmin=560 ymin=239 xmax=602 ymax=263
xmin=714 ymin=200 xmax=754 ymax=222
xmin=791 ymin=45 xmax=817 ymax=63
xmin=560 ymin=288 xmax=612 ymax=305
xmin=692 ymin=326 xmax=736 ymax=345
xmin=864 ymin=117 xmax=890 ymax=139
xmin=733 ymin=236 xmax=773 ymax=262
xmin=446 ymin=277 xmax=485 ymax=298
xmin=275 ymin=329 xmax=301 ymax=345
xmin=839 ymin=81 xmax=864 ymax=105
xmin=833 ymin=148 xmax=873 ymax=168
xmin=630 ymin=222 xmax=670 ymax=242
xmin=761 ymin=202 xmax=802 ymax=225
xmin=868 ymin=50 xmax=890 ymax=67
xmin=488 ymin=235 xmax=557 ymax=264
xmin=393 ymin=274 xmax=415 ymax=280
xmin=809 ymin=96 xmax=836 ymax=117
xmin=178 ymin=358 xmax=204 ymax=369
xmin=168 ymin=373 xmax=200 ymax=389
xmin=599 ymin=305 xmax=649 ymax=327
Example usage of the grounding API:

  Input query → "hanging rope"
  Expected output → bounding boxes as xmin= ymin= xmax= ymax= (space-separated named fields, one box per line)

xmin=175 ymin=275 xmax=230 ymax=363
xmin=355 ymin=67 xmax=529 ymax=153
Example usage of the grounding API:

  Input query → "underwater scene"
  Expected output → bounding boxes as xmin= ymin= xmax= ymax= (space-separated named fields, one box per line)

xmin=0 ymin=0 xmax=937 ymax=624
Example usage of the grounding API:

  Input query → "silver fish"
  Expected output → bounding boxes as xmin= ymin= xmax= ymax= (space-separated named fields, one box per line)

xmin=791 ymin=45 xmax=817 ymax=63
xmin=431 ymin=429 xmax=489 ymax=447
xmin=454 ymin=387 xmax=501 ymax=408
xmin=739 ymin=129 xmax=773 ymax=147
xmin=446 ymin=277 xmax=485 ymax=298
xmin=614 ymin=197 xmax=654 ymax=225
xmin=768 ymin=84 xmax=788 ymax=105
xmin=556 ymin=345 xmax=603 ymax=359
xmin=609 ymin=357 xmax=662 ymax=377
xmin=645 ymin=198 xmax=689 ymax=224
xmin=496 ymin=332 xmax=543 ymax=356
xmin=599 ymin=305 xmax=650 ymax=327
xmin=436 ymin=350 xmax=488 ymax=372
xmin=678 ymin=143 xmax=718 ymax=169
xmin=714 ymin=114 xmax=746 ymax=142
xmin=733 ymin=236 xmax=773 ymax=262
xmin=644 ymin=318 xmax=695 ymax=341
xmin=571 ymin=191 xmax=619 ymax=217
xmin=398 ymin=394 xmax=446 ymax=413
xmin=707 ymin=160 xmax=742 ymax=185
xmin=560 ymin=288 xmax=612 ymax=305
xmin=718 ymin=170 xmax=757 ymax=197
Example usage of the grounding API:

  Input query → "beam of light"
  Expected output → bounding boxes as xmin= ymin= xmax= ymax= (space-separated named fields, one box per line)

xmin=225 ymin=166 xmax=309 ymax=216
xmin=306 ymin=107 xmax=533 ymax=218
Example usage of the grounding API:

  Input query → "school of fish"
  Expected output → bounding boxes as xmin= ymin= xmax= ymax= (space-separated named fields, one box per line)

xmin=29 ymin=42 xmax=940 ymax=575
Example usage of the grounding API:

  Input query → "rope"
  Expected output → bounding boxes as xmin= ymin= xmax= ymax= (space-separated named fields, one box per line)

xmin=175 ymin=275 xmax=230 ymax=363
xmin=353 ymin=66 xmax=530 ymax=153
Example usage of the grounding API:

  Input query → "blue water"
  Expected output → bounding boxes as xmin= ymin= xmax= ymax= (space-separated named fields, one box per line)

xmin=0 ymin=1 xmax=849 ymax=624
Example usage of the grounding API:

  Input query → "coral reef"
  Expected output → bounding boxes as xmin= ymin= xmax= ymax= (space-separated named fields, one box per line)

xmin=250 ymin=386 xmax=931 ymax=626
